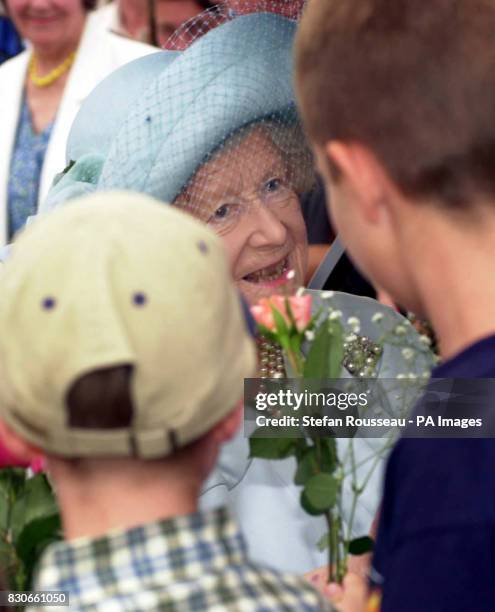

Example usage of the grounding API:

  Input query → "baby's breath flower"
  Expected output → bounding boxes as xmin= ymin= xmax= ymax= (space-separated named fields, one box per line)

xmin=407 ymin=373 xmax=418 ymax=380
xmin=321 ymin=291 xmax=335 ymax=299
xmin=401 ymin=347 xmax=415 ymax=361
xmin=396 ymin=373 xmax=407 ymax=380
xmin=305 ymin=330 xmax=315 ymax=342
xmin=421 ymin=371 xmax=431 ymax=380
xmin=371 ymin=312 xmax=384 ymax=324
xmin=394 ymin=325 xmax=407 ymax=337
xmin=329 ymin=310 xmax=342 ymax=321
xmin=419 ymin=334 xmax=432 ymax=347
xmin=345 ymin=333 xmax=358 ymax=343
xmin=347 ymin=316 xmax=361 ymax=333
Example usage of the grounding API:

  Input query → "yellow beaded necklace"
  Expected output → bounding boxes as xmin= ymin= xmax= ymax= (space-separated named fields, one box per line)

xmin=28 ymin=51 xmax=76 ymax=88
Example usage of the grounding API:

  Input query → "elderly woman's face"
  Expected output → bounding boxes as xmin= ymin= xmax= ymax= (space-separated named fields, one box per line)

xmin=6 ymin=0 xmax=85 ymax=49
xmin=176 ymin=128 xmax=308 ymax=305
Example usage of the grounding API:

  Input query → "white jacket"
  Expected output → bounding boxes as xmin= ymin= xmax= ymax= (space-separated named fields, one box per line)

xmin=0 ymin=10 xmax=155 ymax=245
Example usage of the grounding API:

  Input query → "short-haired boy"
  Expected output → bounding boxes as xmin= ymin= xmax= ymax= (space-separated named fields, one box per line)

xmin=0 ymin=191 xmax=330 ymax=611
xmin=295 ymin=1 xmax=495 ymax=610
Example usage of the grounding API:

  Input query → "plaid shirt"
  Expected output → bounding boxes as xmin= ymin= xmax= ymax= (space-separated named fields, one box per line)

xmin=31 ymin=507 xmax=332 ymax=611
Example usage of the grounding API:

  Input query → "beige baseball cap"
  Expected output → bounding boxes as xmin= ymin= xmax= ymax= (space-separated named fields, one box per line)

xmin=0 ymin=192 xmax=256 ymax=459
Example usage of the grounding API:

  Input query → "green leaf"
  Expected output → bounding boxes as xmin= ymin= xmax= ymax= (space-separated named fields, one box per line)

xmin=302 ymin=473 xmax=338 ymax=512
xmin=284 ymin=296 xmax=297 ymax=330
xmin=294 ymin=449 xmax=319 ymax=486
xmin=294 ymin=439 xmax=310 ymax=462
xmin=11 ymin=474 xmax=58 ymax=544
xmin=295 ymin=442 xmax=339 ymax=486
xmin=0 ymin=468 xmax=28 ymax=500
xmin=317 ymin=531 xmax=330 ymax=551
xmin=16 ymin=514 xmax=61 ymax=589
xmin=0 ymin=468 xmax=28 ymax=534
xmin=0 ymin=537 xmax=17 ymax=571
xmin=289 ymin=333 xmax=302 ymax=355
xmin=303 ymin=319 xmax=344 ymax=379
xmin=300 ymin=489 xmax=325 ymax=516
xmin=321 ymin=438 xmax=338 ymax=470
xmin=249 ymin=432 xmax=296 ymax=460
xmin=0 ymin=478 xmax=11 ymax=534
xmin=327 ymin=321 xmax=345 ymax=378
xmin=348 ymin=536 xmax=374 ymax=556
xmin=255 ymin=323 xmax=278 ymax=343
xmin=271 ymin=306 xmax=290 ymax=340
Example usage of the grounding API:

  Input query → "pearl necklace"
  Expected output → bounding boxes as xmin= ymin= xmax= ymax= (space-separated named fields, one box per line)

xmin=257 ymin=334 xmax=382 ymax=379
xmin=256 ymin=337 xmax=286 ymax=378
xmin=28 ymin=51 xmax=76 ymax=88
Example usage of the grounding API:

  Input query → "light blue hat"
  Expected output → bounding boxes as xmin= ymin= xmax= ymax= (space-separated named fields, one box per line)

xmin=97 ymin=12 xmax=298 ymax=203
xmin=43 ymin=51 xmax=179 ymax=211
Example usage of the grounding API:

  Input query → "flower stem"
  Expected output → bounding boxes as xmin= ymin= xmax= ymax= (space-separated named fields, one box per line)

xmin=325 ymin=510 xmax=334 ymax=584
xmin=287 ymin=347 xmax=304 ymax=377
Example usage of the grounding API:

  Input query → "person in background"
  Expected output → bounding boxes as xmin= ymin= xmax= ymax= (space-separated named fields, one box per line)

xmin=0 ymin=0 xmax=154 ymax=247
xmin=154 ymin=0 xmax=214 ymax=47
xmin=96 ymin=0 xmax=152 ymax=42
xmin=296 ymin=0 xmax=495 ymax=609
xmin=96 ymin=0 xmax=214 ymax=47
xmin=0 ymin=191 xmax=331 ymax=612
xmin=0 ymin=7 xmax=23 ymax=64
xmin=221 ymin=0 xmax=305 ymax=19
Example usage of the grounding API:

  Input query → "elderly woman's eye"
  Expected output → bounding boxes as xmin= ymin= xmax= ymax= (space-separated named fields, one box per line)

xmin=264 ymin=177 xmax=283 ymax=193
xmin=208 ymin=203 xmax=238 ymax=224
xmin=214 ymin=204 xmax=231 ymax=219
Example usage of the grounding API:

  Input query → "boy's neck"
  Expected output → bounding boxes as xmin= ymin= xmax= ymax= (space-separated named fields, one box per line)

xmin=403 ymin=205 xmax=495 ymax=361
xmin=48 ymin=458 xmax=203 ymax=541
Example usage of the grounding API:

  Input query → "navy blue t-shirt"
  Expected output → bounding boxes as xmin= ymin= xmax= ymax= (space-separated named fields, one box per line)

xmin=371 ymin=335 xmax=495 ymax=611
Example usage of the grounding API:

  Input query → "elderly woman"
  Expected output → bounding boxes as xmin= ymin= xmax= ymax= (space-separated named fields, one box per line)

xmin=0 ymin=0 xmax=155 ymax=246
xmin=41 ymin=13 xmax=434 ymax=573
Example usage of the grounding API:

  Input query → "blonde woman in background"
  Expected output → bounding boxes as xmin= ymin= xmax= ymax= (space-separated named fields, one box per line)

xmin=0 ymin=0 xmax=154 ymax=246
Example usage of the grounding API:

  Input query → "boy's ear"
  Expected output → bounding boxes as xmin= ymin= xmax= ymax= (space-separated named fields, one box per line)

xmin=0 ymin=419 xmax=41 ymax=464
xmin=325 ymin=140 xmax=391 ymax=223
xmin=211 ymin=402 xmax=243 ymax=445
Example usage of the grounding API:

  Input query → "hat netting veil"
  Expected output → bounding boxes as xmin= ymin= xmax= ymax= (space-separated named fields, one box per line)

xmin=96 ymin=5 xmax=315 ymax=238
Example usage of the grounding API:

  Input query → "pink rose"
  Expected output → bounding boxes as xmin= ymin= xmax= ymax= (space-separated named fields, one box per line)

xmin=288 ymin=295 xmax=312 ymax=331
xmin=29 ymin=456 xmax=46 ymax=474
xmin=0 ymin=442 xmax=45 ymax=473
xmin=251 ymin=294 xmax=312 ymax=332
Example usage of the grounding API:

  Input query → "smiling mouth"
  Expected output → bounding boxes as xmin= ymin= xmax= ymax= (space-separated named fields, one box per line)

xmin=243 ymin=257 xmax=290 ymax=284
xmin=26 ymin=12 xmax=60 ymax=21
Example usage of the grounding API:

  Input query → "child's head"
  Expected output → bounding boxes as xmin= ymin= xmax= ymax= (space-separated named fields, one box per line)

xmin=295 ymin=0 xmax=495 ymax=312
xmin=0 ymin=192 xmax=255 ymax=480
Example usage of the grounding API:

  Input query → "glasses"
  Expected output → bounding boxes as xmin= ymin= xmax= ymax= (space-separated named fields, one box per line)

xmin=184 ymin=176 xmax=300 ymax=236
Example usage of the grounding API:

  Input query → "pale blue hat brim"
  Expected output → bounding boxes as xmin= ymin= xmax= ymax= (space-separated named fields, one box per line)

xmin=66 ymin=51 xmax=180 ymax=163
xmin=42 ymin=51 xmax=179 ymax=212
xmin=98 ymin=13 xmax=298 ymax=203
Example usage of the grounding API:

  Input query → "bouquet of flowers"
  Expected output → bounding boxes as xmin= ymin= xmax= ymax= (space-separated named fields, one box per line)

xmin=0 ymin=450 xmax=60 ymax=592
xmin=249 ymin=290 xmax=433 ymax=583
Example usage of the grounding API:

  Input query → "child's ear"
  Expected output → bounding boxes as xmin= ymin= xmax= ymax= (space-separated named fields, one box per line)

xmin=211 ymin=402 xmax=243 ymax=444
xmin=0 ymin=419 xmax=41 ymax=464
xmin=325 ymin=140 xmax=391 ymax=224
